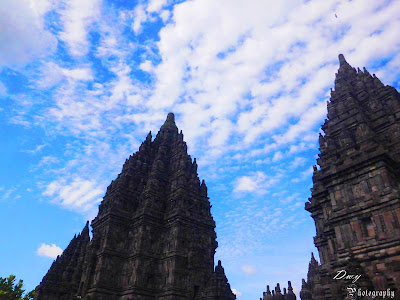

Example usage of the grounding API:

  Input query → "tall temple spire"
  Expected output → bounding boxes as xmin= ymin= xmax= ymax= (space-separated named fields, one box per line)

xmin=334 ymin=53 xmax=358 ymax=92
xmin=303 ymin=54 xmax=400 ymax=299
xmin=154 ymin=112 xmax=179 ymax=144
xmin=36 ymin=113 xmax=235 ymax=300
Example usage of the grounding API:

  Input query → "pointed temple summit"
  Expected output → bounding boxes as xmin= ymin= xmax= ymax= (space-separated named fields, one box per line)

xmin=36 ymin=54 xmax=400 ymax=300
xmin=35 ymin=113 xmax=236 ymax=300
xmin=262 ymin=55 xmax=400 ymax=299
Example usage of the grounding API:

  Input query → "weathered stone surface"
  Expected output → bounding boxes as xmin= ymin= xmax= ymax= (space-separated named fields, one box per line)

xmin=196 ymin=260 xmax=236 ymax=300
xmin=35 ymin=113 xmax=235 ymax=300
xmin=35 ymin=222 xmax=90 ymax=300
xmin=300 ymin=55 xmax=400 ymax=299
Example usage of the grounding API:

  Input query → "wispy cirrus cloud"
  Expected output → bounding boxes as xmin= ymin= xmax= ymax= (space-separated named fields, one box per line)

xmin=241 ymin=265 xmax=258 ymax=275
xmin=0 ymin=0 xmax=57 ymax=67
xmin=43 ymin=177 xmax=103 ymax=213
xmin=234 ymin=171 xmax=282 ymax=195
xmin=59 ymin=0 xmax=101 ymax=57
xmin=291 ymin=167 xmax=314 ymax=183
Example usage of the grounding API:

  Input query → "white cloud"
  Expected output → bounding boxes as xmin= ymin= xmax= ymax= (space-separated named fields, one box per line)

xmin=138 ymin=0 xmax=400 ymax=165
xmin=10 ymin=116 xmax=31 ymax=127
xmin=38 ymin=156 xmax=59 ymax=167
xmin=0 ymin=81 xmax=7 ymax=95
xmin=1 ymin=188 xmax=16 ymax=201
xmin=235 ymin=175 xmax=258 ymax=193
xmin=291 ymin=166 xmax=314 ymax=183
xmin=147 ymin=0 xmax=168 ymax=13
xmin=159 ymin=10 xmax=171 ymax=22
xmin=22 ymin=0 xmax=400 ymax=178
xmin=0 ymin=0 xmax=57 ymax=67
xmin=241 ymin=265 xmax=257 ymax=274
xmin=37 ymin=243 xmax=63 ymax=258
xmin=24 ymin=144 xmax=46 ymax=154
xmin=272 ymin=101 xmax=328 ymax=145
xmin=59 ymin=0 xmax=100 ymax=56
xmin=43 ymin=177 xmax=103 ymax=213
xmin=233 ymin=171 xmax=283 ymax=195
xmin=132 ymin=4 xmax=147 ymax=34
xmin=232 ymin=288 xmax=242 ymax=297
xmin=273 ymin=190 xmax=287 ymax=197
xmin=139 ymin=60 xmax=155 ymax=73
xmin=62 ymin=67 xmax=93 ymax=81
xmin=290 ymin=157 xmax=307 ymax=168
xmin=289 ymin=143 xmax=315 ymax=154
xmin=219 ymin=203 xmax=305 ymax=261
xmin=36 ymin=62 xmax=94 ymax=89
xmin=280 ymin=193 xmax=301 ymax=204
xmin=272 ymin=151 xmax=284 ymax=162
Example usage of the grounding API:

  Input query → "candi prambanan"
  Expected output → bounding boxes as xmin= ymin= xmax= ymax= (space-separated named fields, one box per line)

xmin=262 ymin=55 xmax=400 ymax=299
xmin=35 ymin=113 xmax=236 ymax=300
xmin=36 ymin=54 xmax=400 ymax=300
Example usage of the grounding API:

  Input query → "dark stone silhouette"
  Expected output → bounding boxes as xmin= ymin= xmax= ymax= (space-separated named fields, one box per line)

xmin=261 ymin=54 xmax=400 ymax=299
xmin=300 ymin=54 xmax=400 ymax=298
xmin=261 ymin=282 xmax=296 ymax=300
xmin=35 ymin=113 xmax=236 ymax=300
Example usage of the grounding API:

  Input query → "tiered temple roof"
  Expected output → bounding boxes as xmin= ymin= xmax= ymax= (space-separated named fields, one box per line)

xmin=35 ymin=113 xmax=235 ymax=300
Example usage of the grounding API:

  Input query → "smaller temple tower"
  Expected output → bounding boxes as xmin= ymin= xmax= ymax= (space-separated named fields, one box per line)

xmin=35 ymin=222 xmax=90 ymax=299
xmin=260 ymin=281 xmax=296 ymax=300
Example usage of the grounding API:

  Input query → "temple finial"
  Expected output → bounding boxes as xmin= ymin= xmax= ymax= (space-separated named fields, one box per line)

xmin=276 ymin=283 xmax=281 ymax=293
xmin=338 ymin=54 xmax=346 ymax=65
xmin=166 ymin=112 xmax=175 ymax=123
xmin=146 ymin=131 xmax=152 ymax=142
xmin=193 ymin=158 xmax=198 ymax=170
xmin=81 ymin=220 xmax=90 ymax=240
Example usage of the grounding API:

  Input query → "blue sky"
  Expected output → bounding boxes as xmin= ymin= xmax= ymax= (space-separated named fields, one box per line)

xmin=1 ymin=0 xmax=400 ymax=298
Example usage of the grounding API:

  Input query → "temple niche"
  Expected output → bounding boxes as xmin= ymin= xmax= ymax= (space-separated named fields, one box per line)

xmin=35 ymin=113 xmax=236 ymax=300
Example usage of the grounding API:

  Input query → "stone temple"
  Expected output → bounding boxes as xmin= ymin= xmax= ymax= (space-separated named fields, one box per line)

xmin=37 ymin=54 xmax=400 ymax=300
xmin=35 ymin=113 xmax=236 ymax=300
xmin=262 ymin=55 xmax=400 ymax=299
